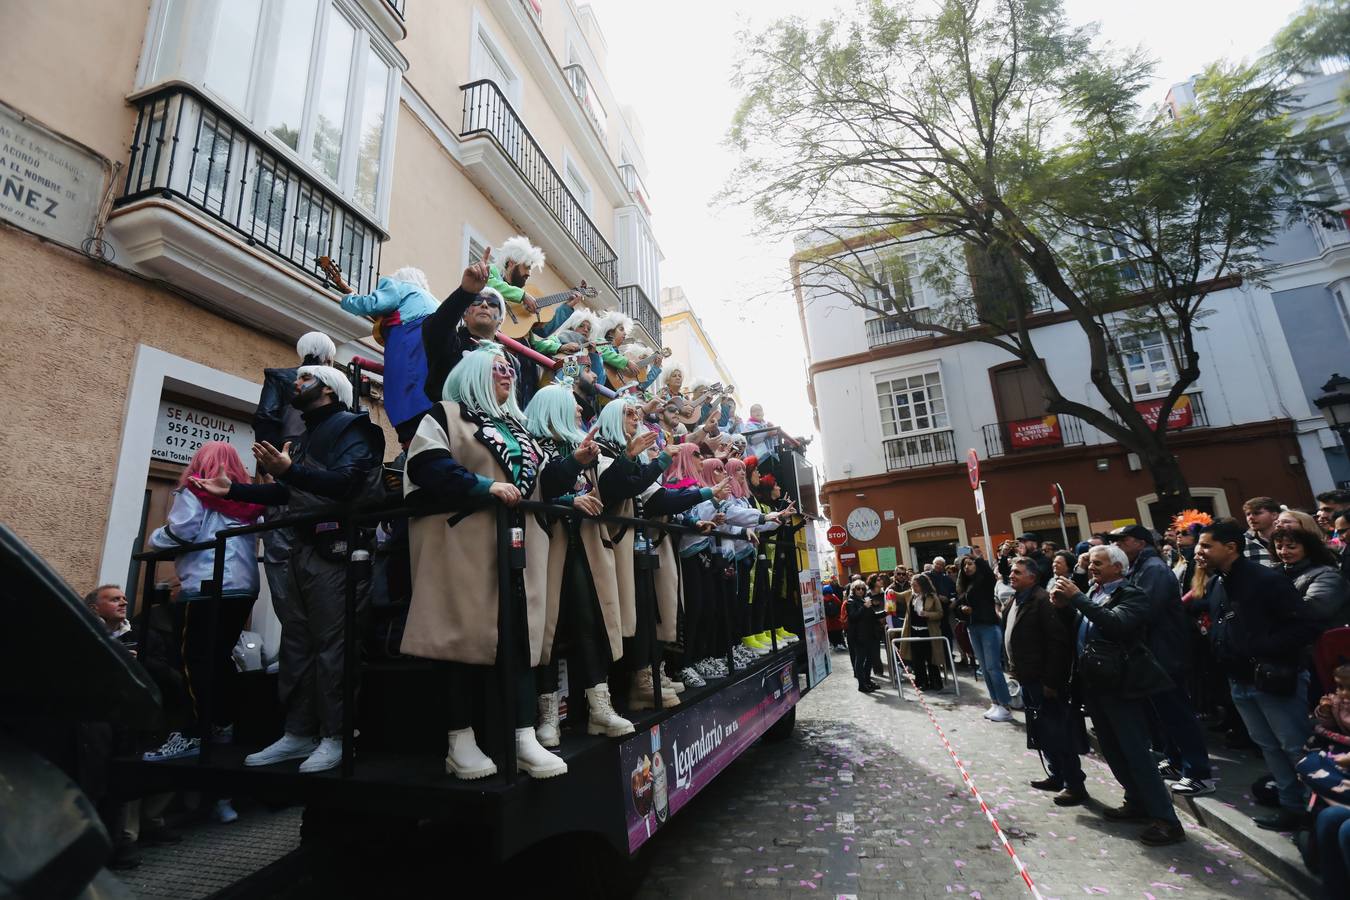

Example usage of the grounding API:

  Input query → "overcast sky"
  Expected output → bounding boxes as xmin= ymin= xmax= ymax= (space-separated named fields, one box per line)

xmin=585 ymin=0 xmax=1309 ymax=466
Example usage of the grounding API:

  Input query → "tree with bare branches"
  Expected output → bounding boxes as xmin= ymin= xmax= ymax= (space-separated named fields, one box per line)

xmin=727 ymin=0 xmax=1332 ymax=512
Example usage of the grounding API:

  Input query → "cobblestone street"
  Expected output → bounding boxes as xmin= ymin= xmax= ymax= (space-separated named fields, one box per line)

xmin=634 ymin=649 xmax=1295 ymax=900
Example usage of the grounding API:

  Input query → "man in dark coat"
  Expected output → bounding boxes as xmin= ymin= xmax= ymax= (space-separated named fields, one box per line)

xmin=1052 ymin=545 xmax=1184 ymax=846
xmin=1107 ymin=524 xmax=1214 ymax=797
xmin=1004 ymin=557 xmax=1081 ymax=801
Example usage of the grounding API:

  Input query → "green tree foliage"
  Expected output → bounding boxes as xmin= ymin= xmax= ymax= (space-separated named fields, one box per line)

xmin=728 ymin=0 xmax=1331 ymax=508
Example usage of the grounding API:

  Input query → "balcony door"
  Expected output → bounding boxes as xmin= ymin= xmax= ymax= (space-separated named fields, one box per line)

xmin=991 ymin=363 xmax=1044 ymax=422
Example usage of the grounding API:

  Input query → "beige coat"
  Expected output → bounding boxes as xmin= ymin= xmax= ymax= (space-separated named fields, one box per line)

xmin=640 ymin=480 xmax=682 ymax=643
xmin=595 ymin=452 xmax=639 ymax=639
xmin=400 ymin=401 xmax=556 ymax=667
xmin=899 ymin=590 xmax=946 ymax=664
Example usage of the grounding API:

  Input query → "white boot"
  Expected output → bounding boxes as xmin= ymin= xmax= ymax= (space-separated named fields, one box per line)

xmin=586 ymin=684 xmax=636 ymax=737
xmin=445 ymin=727 xmax=497 ymax=780
xmin=516 ymin=727 xmax=568 ymax=778
xmin=536 ymin=692 xmax=561 ymax=748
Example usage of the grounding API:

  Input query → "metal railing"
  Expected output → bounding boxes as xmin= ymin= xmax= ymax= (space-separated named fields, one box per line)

xmin=618 ymin=164 xmax=651 ymax=215
xmin=619 ymin=284 xmax=661 ymax=347
xmin=1108 ymin=390 xmax=1210 ymax=433
xmin=117 ymin=85 xmax=384 ymax=296
xmin=460 ymin=80 xmax=619 ymax=290
xmin=562 ymin=64 xmax=608 ymax=139
xmin=385 ymin=0 xmax=406 ymax=18
xmin=981 ymin=414 xmax=1085 ymax=457
xmin=864 ymin=290 xmax=1054 ymax=348
xmin=130 ymin=491 xmax=807 ymax=782
xmin=882 ymin=429 xmax=958 ymax=470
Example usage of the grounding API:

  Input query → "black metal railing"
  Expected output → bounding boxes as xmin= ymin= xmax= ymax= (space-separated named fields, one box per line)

xmin=460 ymin=80 xmax=619 ymax=290
xmin=618 ymin=164 xmax=651 ymax=215
xmin=882 ymin=429 xmax=958 ymax=470
xmin=562 ymin=64 xmax=607 ymax=138
xmin=1108 ymin=390 xmax=1210 ymax=433
xmin=864 ymin=291 xmax=1054 ymax=348
xmin=130 ymin=492 xmax=807 ymax=782
xmin=619 ymin=284 xmax=661 ymax=347
xmin=981 ymin=414 xmax=1085 ymax=457
xmin=385 ymin=0 xmax=406 ymax=19
xmin=117 ymin=85 xmax=384 ymax=295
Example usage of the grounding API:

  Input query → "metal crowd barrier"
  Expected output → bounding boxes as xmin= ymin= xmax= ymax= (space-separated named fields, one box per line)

xmin=131 ymin=491 xmax=807 ymax=782
xmin=885 ymin=628 xmax=960 ymax=701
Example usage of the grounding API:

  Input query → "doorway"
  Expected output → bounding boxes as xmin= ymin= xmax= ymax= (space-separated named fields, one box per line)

xmin=991 ymin=363 xmax=1045 ymax=422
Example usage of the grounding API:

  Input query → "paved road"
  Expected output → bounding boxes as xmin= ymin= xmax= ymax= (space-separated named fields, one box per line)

xmin=634 ymin=647 xmax=1294 ymax=900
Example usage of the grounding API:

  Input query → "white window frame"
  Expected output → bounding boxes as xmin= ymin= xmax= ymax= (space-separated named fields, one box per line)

xmin=851 ymin=247 xmax=933 ymax=312
xmin=135 ymin=0 xmax=402 ymax=224
xmin=469 ymin=10 xmax=522 ymax=109
xmin=562 ymin=149 xmax=594 ymax=215
xmin=1115 ymin=329 xmax=1178 ymax=401
xmin=874 ymin=365 xmax=949 ymax=439
xmin=462 ymin=223 xmax=490 ymax=270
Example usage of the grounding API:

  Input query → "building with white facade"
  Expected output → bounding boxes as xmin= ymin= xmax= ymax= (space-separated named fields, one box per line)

xmin=660 ymin=285 xmax=741 ymax=404
xmin=796 ymin=68 xmax=1350 ymax=577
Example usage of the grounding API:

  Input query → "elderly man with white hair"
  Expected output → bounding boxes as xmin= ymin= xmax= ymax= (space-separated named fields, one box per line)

xmin=1049 ymin=543 xmax=1185 ymax=846
xmin=194 ymin=364 xmax=385 ymax=774
xmin=338 ymin=265 xmax=440 ymax=443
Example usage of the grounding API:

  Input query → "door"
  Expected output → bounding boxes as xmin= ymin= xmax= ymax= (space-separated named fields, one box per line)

xmin=992 ymin=364 xmax=1045 ymax=422
xmin=135 ymin=461 xmax=187 ymax=603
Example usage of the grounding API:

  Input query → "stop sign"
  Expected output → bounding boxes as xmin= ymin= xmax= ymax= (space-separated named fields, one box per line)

xmin=967 ymin=448 xmax=981 ymax=490
xmin=826 ymin=524 xmax=848 ymax=547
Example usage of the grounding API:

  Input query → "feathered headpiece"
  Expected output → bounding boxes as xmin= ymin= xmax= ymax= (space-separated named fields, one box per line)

xmin=1171 ymin=509 xmax=1213 ymax=536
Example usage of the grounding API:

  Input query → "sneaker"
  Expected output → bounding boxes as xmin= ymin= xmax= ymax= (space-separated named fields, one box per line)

xmin=679 ymin=667 xmax=706 ymax=688
xmin=982 ymin=704 xmax=1001 ymax=720
xmin=210 ymin=723 xmax=234 ymax=745
xmin=143 ymin=732 xmax=201 ymax=762
xmin=987 ymin=706 xmax=1014 ymax=723
xmin=298 ymin=737 xmax=344 ymax=774
xmin=773 ymin=627 xmax=800 ymax=645
xmin=1170 ymin=777 xmax=1215 ymax=797
xmin=245 ymin=733 xmax=320 ymax=767
xmin=694 ymin=659 xmax=720 ymax=679
xmin=1157 ymin=762 xmax=1183 ymax=781
xmin=742 ymin=635 xmax=770 ymax=656
xmin=213 ymin=799 xmax=239 ymax=824
xmin=1139 ymin=820 xmax=1186 ymax=846
xmin=731 ymin=652 xmax=750 ymax=671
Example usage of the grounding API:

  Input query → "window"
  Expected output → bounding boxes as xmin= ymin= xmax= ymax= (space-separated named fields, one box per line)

xmin=1117 ymin=331 xmax=1176 ymax=399
xmin=856 ymin=250 xmax=932 ymax=311
xmin=464 ymin=226 xmax=489 ymax=269
xmin=143 ymin=0 xmax=400 ymax=219
xmin=472 ymin=20 xmax=521 ymax=107
xmin=876 ymin=371 xmax=947 ymax=436
xmin=563 ymin=155 xmax=593 ymax=214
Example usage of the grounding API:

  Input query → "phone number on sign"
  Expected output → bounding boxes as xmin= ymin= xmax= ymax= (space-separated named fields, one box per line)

xmin=165 ymin=421 xmax=234 ymax=440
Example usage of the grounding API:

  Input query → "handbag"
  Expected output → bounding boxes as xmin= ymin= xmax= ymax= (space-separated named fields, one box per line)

xmin=1253 ymin=661 xmax=1299 ymax=696
xmin=1079 ymin=638 xmax=1174 ymax=699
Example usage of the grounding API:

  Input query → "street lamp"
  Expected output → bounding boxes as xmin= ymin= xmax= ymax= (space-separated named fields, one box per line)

xmin=1314 ymin=373 xmax=1350 ymax=448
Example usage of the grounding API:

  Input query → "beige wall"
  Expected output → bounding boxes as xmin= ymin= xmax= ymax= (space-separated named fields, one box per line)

xmin=0 ymin=224 xmax=399 ymax=590
xmin=0 ymin=0 xmax=145 ymax=160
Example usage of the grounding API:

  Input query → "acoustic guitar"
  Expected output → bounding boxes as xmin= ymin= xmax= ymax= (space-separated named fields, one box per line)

xmin=604 ymin=346 xmax=672 ymax=388
xmin=498 ymin=282 xmax=599 ymax=340
xmin=318 ymin=255 xmax=397 ymax=345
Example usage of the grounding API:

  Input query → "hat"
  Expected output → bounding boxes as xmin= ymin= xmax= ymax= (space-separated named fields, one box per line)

xmin=1106 ymin=524 xmax=1155 ymax=544
xmin=1017 ymin=533 xmax=1038 ymax=542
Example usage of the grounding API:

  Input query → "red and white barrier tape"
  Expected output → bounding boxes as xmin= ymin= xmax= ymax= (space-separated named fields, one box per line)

xmin=894 ymin=657 xmax=1045 ymax=900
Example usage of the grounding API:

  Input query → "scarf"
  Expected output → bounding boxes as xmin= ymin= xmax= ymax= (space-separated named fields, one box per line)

xmin=188 ymin=482 xmax=264 ymax=524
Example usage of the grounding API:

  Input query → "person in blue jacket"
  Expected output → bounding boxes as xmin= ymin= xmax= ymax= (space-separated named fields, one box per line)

xmin=338 ymin=266 xmax=440 ymax=444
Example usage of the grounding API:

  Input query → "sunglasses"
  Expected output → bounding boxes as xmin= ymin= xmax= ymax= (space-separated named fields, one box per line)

xmin=491 ymin=362 xmax=514 ymax=378
xmin=469 ymin=295 xmax=502 ymax=310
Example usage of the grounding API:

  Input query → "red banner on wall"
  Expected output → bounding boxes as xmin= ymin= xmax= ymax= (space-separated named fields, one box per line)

xmin=1008 ymin=415 xmax=1063 ymax=449
xmin=1134 ymin=395 xmax=1193 ymax=431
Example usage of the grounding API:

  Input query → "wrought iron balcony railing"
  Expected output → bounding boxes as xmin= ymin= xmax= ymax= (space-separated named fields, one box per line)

xmin=562 ymin=64 xmax=608 ymax=139
xmin=460 ymin=79 xmax=619 ymax=290
xmin=619 ymin=284 xmax=661 ymax=348
xmin=981 ymin=414 xmax=1085 ymax=458
xmin=618 ymin=164 xmax=652 ymax=215
xmin=1108 ymin=391 xmax=1210 ymax=433
xmin=117 ymin=85 xmax=384 ymax=295
xmin=385 ymin=0 xmax=406 ymax=19
xmin=882 ymin=429 xmax=958 ymax=471
xmin=865 ymin=290 xmax=1054 ymax=349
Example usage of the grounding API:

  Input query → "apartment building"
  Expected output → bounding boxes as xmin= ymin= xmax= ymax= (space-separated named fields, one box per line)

xmin=659 ymin=286 xmax=740 ymax=403
xmin=795 ymin=70 xmax=1350 ymax=576
xmin=0 ymin=0 xmax=662 ymax=597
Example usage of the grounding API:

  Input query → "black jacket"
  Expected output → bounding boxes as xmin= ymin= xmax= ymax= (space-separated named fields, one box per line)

xmin=956 ymin=558 xmax=999 ymax=626
xmin=229 ymin=404 xmax=385 ymax=507
xmin=420 ymin=287 xmax=537 ymax=408
xmin=1210 ymin=555 xmax=1321 ymax=679
xmin=253 ymin=366 xmax=305 ymax=449
xmin=1126 ymin=546 xmax=1189 ymax=674
xmin=1068 ymin=581 xmax=1173 ymax=698
xmin=1007 ymin=586 xmax=1072 ymax=691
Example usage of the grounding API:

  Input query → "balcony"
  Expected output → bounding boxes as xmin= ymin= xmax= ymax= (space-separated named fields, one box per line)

xmin=459 ymin=80 xmax=619 ymax=294
xmin=982 ymin=415 xmax=1085 ymax=458
xmin=1111 ymin=391 xmax=1210 ymax=432
xmin=618 ymin=164 xmax=652 ymax=216
xmin=882 ymin=429 xmax=958 ymax=471
xmin=106 ymin=85 xmax=382 ymax=342
xmin=865 ymin=290 xmax=1054 ymax=348
xmin=386 ymin=0 xmax=406 ymax=18
xmin=563 ymin=64 xmax=608 ymax=140
xmin=618 ymin=284 xmax=661 ymax=348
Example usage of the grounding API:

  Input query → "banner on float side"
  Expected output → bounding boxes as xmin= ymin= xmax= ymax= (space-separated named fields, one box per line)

xmin=619 ymin=659 xmax=800 ymax=853
xmin=800 ymin=568 xmax=831 ymax=688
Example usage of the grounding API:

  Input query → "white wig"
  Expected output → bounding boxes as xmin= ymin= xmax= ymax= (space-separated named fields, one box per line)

xmin=524 ymin=383 xmax=586 ymax=446
xmin=444 ymin=344 xmax=525 ymax=423
xmin=656 ymin=361 xmax=686 ymax=391
xmin=389 ymin=266 xmax=431 ymax=294
xmin=597 ymin=311 xmax=634 ymax=342
xmin=498 ymin=235 xmax=546 ymax=273
xmin=296 ymin=331 xmax=336 ymax=364
xmin=297 ymin=364 xmax=353 ymax=409
xmin=597 ymin=397 xmax=637 ymax=447
xmin=619 ymin=342 xmax=653 ymax=364
xmin=559 ymin=308 xmax=601 ymax=334
xmin=689 ymin=376 xmax=713 ymax=395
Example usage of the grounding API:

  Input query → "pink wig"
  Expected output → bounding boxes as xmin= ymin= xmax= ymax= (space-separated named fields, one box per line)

xmin=178 ymin=441 xmax=250 ymax=489
xmin=724 ymin=458 xmax=750 ymax=499
xmin=664 ymin=442 xmax=701 ymax=488
xmin=700 ymin=457 xmax=726 ymax=489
